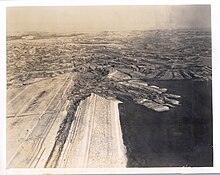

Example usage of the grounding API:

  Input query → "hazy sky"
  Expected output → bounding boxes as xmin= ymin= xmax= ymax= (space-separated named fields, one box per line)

xmin=7 ymin=5 xmax=211 ymax=33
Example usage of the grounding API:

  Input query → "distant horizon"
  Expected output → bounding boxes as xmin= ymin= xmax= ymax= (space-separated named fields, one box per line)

xmin=6 ymin=27 xmax=211 ymax=36
xmin=7 ymin=5 xmax=211 ymax=34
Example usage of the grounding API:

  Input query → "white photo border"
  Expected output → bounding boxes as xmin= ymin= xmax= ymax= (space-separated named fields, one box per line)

xmin=0 ymin=0 xmax=220 ymax=174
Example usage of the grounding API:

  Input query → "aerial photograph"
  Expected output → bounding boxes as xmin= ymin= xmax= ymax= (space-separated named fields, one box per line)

xmin=6 ymin=5 xmax=212 ymax=168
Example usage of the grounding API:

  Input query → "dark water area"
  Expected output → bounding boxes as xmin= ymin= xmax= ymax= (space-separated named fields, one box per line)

xmin=118 ymin=80 xmax=213 ymax=167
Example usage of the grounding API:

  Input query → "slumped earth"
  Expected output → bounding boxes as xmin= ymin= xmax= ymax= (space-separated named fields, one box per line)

xmin=7 ymin=29 xmax=212 ymax=168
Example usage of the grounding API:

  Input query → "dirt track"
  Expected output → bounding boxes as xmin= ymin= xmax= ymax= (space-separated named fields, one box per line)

xmin=7 ymin=73 xmax=74 ymax=168
xmin=7 ymin=73 xmax=127 ymax=168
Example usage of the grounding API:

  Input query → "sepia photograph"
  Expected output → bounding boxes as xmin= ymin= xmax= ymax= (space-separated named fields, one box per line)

xmin=4 ymin=4 xmax=214 ymax=171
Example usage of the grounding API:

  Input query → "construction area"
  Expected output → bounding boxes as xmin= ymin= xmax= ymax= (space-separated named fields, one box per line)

xmin=6 ymin=30 xmax=212 ymax=168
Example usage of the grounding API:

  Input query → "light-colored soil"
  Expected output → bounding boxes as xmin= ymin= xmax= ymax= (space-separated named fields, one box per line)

xmin=58 ymin=93 xmax=127 ymax=168
xmin=7 ymin=73 xmax=75 ymax=168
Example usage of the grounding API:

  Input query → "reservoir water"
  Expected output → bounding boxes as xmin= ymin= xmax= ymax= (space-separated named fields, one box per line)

xmin=118 ymin=80 xmax=212 ymax=167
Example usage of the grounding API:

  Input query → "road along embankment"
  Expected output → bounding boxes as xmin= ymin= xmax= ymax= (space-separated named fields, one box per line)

xmin=57 ymin=93 xmax=127 ymax=168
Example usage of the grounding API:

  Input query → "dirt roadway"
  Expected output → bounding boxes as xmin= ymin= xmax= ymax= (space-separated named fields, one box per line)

xmin=7 ymin=73 xmax=127 ymax=168
xmin=7 ymin=73 xmax=75 ymax=168
xmin=58 ymin=93 xmax=127 ymax=168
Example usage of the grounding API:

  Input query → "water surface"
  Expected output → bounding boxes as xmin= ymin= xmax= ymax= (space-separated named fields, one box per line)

xmin=118 ymin=80 xmax=212 ymax=167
